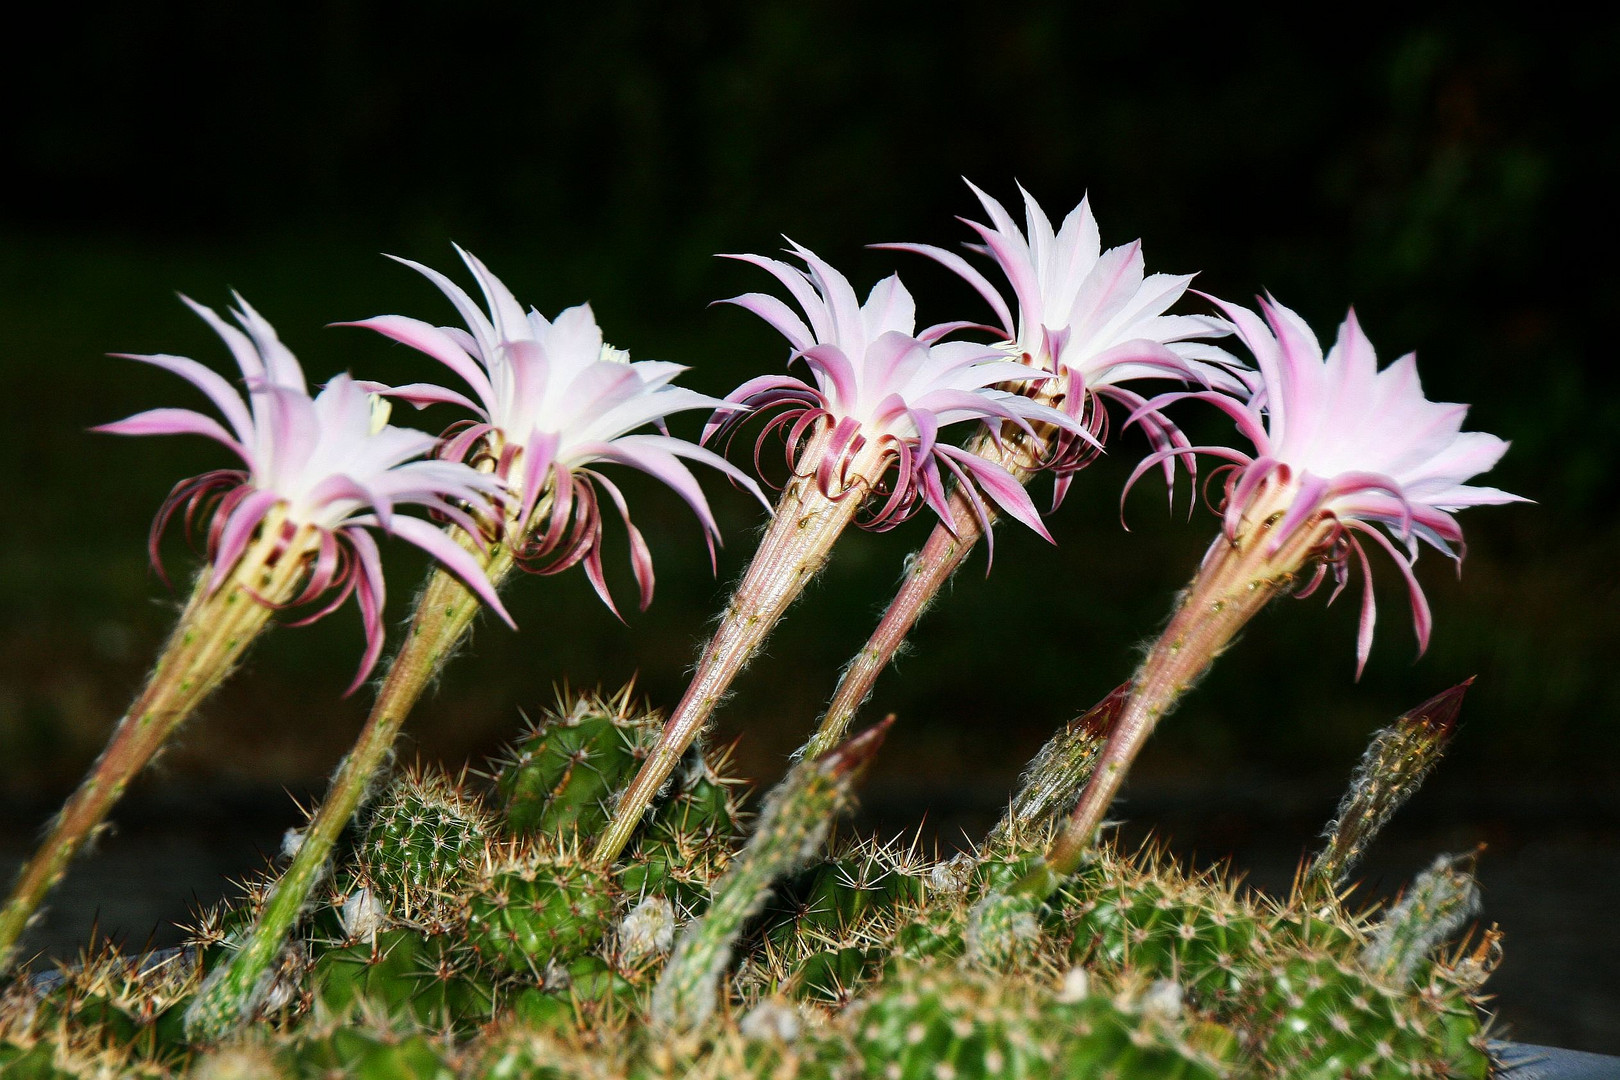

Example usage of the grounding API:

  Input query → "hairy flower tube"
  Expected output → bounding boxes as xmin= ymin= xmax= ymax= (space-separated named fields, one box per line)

xmin=0 ymin=296 xmax=510 ymax=974
xmin=188 ymin=249 xmax=759 ymax=1036
xmin=802 ymin=184 xmax=1240 ymax=756
xmin=591 ymin=241 xmax=1085 ymax=864
xmin=1040 ymin=296 xmax=1523 ymax=875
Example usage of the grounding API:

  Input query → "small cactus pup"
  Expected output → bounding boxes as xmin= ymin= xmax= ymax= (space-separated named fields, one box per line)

xmin=492 ymin=686 xmax=661 ymax=841
xmin=0 ymin=296 xmax=509 ymax=976
xmin=650 ymin=718 xmax=890 ymax=1034
xmin=800 ymin=183 xmax=1242 ymax=760
xmin=594 ymin=241 xmax=1087 ymax=864
xmin=1044 ymin=298 xmax=1523 ymax=873
xmin=462 ymin=839 xmax=619 ymax=977
xmin=189 ymin=250 xmax=753 ymax=1038
xmin=357 ymin=766 xmax=493 ymax=929
xmin=1299 ymin=680 xmax=1470 ymax=904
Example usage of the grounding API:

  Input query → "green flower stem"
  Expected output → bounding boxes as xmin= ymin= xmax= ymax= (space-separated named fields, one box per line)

xmin=649 ymin=718 xmax=888 ymax=1032
xmin=800 ymin=428 xmax=1040 ymax=761
xmin=593 ymin=431 xmax=882 ymax=867
xmin=0 ymin=512 xmax=312 ymax=973
xmin=185 ymin=526 xmax=514 ymax=1039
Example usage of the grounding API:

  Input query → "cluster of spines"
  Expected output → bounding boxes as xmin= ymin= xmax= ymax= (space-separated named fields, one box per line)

xmin=0 ymin=686 xmax=1500 ymax=1079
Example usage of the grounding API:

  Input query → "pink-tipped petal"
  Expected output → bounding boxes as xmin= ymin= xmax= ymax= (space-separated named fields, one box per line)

xmin=387 ymin=514 xmax=516 ymax=630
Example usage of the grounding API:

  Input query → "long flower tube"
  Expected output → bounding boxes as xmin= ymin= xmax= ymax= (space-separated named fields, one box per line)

xmin=1035 ymin=297 xmax=1523 ymax=880
xmin=187 ymin=250 xmax=756 ymax=1036
xmin=800 ymin=184 xmax=1239 ymax=758
xmin=0 ymin=298 xmax=509 ymax=974
xmin=592 ymin=242 xmax=1085 ymax=865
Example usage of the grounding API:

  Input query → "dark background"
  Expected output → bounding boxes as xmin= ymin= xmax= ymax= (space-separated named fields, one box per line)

xmin=2 ymin=1 xmax=1616 ymax=1054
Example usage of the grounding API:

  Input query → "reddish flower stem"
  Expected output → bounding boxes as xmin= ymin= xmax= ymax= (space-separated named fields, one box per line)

xmin=801 ymin=429 xmax=1040 ymax=760
xmin=593 ymin=431 xmax=883 ymax=865
xmin=0 ymin=511 xmax=314 ymax=973
xmin=1042 ymin=496 xmax=1332 ymax=879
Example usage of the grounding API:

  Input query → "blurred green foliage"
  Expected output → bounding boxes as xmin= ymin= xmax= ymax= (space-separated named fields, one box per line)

xmin=1 ymin=3 xmax=1614 ymax=811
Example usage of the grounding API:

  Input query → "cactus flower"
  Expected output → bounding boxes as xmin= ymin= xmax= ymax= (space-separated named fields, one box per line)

xmin=349 ymin=246 xmax=758 ymax=614
xmin=592 ymin=243 xmax=1085 ymax=864
xmin=802 ymin=186 xmax=1240 ymax=757
xmin=0 ymin=296 xmax=509 ymax=973
xmin=880 ymin=182 xmax=1240 ymax=505
xmin=189 ymin=251 xmax=758 ymax=1037
xmin=1044 ymin=297 xmax=1523 ymax=870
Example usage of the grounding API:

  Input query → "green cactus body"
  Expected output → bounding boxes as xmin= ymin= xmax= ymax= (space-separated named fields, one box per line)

xmin=667 ymin=1021 xmax=852 ymax=1080
xmin=888 ymin=903 xmax=969 ymax=969
xmin=310 ymin=929 xmax=495 ymax=1030
xmin=464 ymin=846 xmax=618 ymax=975
xmin=1253 ymin=953 xmax=1488 ymax=1079
xmin=362 ymin=769 xmax=491 ymax=928
xmin=1064 ymin=873 xmax=1272 ymax=1009
xmin=963 ymin=890 xmax=1043 ymax=973
xmin=1045 ymin=993 xmax=1238 ymax=1079
xmin=762 ymin=839 xmax=928 ymax=1004
xmin=5 ymin=946 xmax=200 ymax=1072
xmin=493 ymin=690 xmax=660 ymax=841
xmin=617 ymin=748 xmax=747 ymax=920
xmin=280 ymin=1027 xmax=454 ymax=1080
xmin=503 ymin=954 xmax=642 ymax=1050
xmin=851 ymin=965 xmax=1055 ymax=1080
xmin=472 ymin=1022 xmax=619 ymax=1080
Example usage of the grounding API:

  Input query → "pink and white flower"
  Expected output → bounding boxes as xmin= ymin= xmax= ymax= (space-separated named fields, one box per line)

xmin=1041 ymin=297 xmax=1521 ymax=867
xmin=97 ymin=294 xmax=513 ymax=688
xmin=707 ymin=240 xmax=1081 ymax=543
xmin=589 ymin=243 xmax=1096 ymax=864
xmin=879 ymin=182 xmax=1242 ymax=506
xmin=346 ymin=246 xmax=762 ymax=615
xmin=1128 ymin=296 xmax=1524 ymax=673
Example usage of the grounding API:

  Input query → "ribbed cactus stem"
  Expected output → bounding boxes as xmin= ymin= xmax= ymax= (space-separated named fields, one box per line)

xmin=984 ymin=681 xmax=1128 ymax=852
xmin=0 ymin=508 xmax=312 ymax=974
xmin=801 ymin=428 xmax=1042 ymax=761
xmin=1044 ymin=499 xmax=1333 ymax=879
xmin=1361 ymin=851 xmax=1482 ymax=985
xmin=650 ymin=718 xmax=889 ymax=1033
xmin=1302 ymin=680 xmax=1470 ymax=901
xmin=594 ymin=432 xmax=884 ymax=866
xmin=185 ymin=526 xmax=515 ymax=1039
